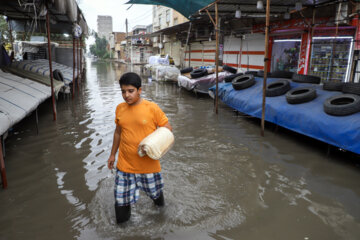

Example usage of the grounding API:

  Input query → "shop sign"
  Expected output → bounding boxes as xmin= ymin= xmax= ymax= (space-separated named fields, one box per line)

xmin=297 ymin=32 xmax=309 ymax=74
xmin=354 ymin=18 xmax=360 ymax=50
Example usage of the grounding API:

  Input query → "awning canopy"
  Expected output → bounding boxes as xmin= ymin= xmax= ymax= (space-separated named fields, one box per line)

xmin=126 ymin=0 xmax=215 ymax=18
xmin=0 ymin=0 xmax=88 ymax=36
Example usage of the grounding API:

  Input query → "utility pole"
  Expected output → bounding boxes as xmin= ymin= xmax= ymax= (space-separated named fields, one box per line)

xmin=125 ymin=18 xmax=128 ymax=62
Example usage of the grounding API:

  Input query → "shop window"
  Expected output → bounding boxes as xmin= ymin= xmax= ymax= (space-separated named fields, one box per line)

xmin=271 ymin=39 xmax=301 ymax=73
xmin=309 ymin=36 xmax=353 ymax=82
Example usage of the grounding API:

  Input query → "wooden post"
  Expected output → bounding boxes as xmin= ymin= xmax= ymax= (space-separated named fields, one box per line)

xmin=80 ymin=37 xmax=83 ymax=80
xmin=77 ymin=38 xmax=80 ymax=90
xmin=72 ymin=37 xmax=76 ymax=98
xmin=46 ymin=10 xmax=57 ymax=121
xmin=0 ymin=138 xmax=7 ymax=189
xmin=215 ymin=2 xmax=219 ymax=114
xmin=261 ymin=0 xmax=270 ymax=136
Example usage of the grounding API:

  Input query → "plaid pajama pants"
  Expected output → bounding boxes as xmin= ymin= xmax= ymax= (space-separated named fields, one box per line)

xmin=114 ymin=169 xmax=164 ymax=206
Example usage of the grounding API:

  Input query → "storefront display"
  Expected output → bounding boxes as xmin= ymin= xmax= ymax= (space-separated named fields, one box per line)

xmin=271 ymin=39 xmax=301 ymax=73
xmin=309 ymin=36 xmax=353 ymax=82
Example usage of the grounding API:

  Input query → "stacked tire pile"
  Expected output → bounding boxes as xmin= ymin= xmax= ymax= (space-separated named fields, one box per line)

xmin=180 ymin=67 xmax=209 ymax=79
xmin=230 ymin=69 xmax=360 ymax=117
xmin=181 ymin=64 xmax=239 ymax=79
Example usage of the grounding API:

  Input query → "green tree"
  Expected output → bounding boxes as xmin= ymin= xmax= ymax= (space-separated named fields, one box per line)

xmin=89 ymin=33 xmax=109 ymax=59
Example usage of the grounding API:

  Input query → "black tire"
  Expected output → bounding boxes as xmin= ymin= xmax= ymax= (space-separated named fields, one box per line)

xmin=245 ymin=71 xmax=258 ymax=76
xmin=257 ymin=70 xmax=272 ymax=78
xmin=223 ymin=65 xmax=237 ymax=74
xmin=224 ymin=73 xmax=244 ymax=83
xmin=292 ymin=73 xmax=321 ymax=84
xmin=286 ymin=87 xmax=317 ymax=104
xmin=180 ymin=67 xmax=193 ymax=74
xmin=271 ymin=70 xmax=293 ymax=79
xmin=232 ymin=74 xmax=255 ymax=90
xmin=323 ymin=81 xmax=344 ymax=91
xmin=266 ymin=79 xmax=291 ymax=97
xmin=323 ymin=94 xmax=360 ymax=116
xmin=53 ymin=69 xmax=64 ymax=82
xmin=342 ymin=82 xmax=360 ymax=95
xmin=190 ymin=69 xmax=208 ymax=78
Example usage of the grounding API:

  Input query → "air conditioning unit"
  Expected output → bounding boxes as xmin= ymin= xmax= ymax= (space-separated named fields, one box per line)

xmin=335 ymin=3 xmax=349 ymax=25
xmin=195 ymin=27 xmax=210 ymax=39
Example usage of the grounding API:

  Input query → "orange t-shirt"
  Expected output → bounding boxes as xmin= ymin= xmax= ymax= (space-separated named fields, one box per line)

xmin=115 ymin=99 xmax=169 ymax=173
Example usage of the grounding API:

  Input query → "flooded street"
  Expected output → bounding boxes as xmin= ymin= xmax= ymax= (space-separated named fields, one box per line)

xmin=1 ymin=60 xmax=360 ymax=240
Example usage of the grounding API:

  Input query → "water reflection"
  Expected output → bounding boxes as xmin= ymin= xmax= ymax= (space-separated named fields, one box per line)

xmin=0 ymin=59 xmax=359 ymax=240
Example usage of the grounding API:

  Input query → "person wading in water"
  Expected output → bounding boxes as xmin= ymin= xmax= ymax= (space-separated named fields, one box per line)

xmin=107 ymin=72 xmax=172 ymax=223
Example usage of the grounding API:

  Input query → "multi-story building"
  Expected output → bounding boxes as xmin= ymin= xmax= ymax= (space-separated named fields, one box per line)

xmin=126 ymin=26 xmax=153 ymax=64
xmin=97 ymin=15 xmax=113 ymax=41
xmin=151 ymin=5 xmax=188 ymax=64
xmin=152 ymin=6 xmax=188 ymax=31
xmin=112 ymin=32 xmax=126 ymax=60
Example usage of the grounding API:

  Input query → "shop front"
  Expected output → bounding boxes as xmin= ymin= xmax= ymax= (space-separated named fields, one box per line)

xmin=308 ymin=28 xmax=355 ymax=82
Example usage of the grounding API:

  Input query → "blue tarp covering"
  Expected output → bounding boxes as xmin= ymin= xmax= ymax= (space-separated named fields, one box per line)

xmin=210 ymin=77 xmax=360 ymax=154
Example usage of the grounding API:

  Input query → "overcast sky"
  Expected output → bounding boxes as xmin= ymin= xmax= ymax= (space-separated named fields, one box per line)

xmin=78 ymin=0 xmax=153 ymax=33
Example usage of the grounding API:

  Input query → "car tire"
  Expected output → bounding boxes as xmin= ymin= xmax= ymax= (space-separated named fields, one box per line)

xmin=292 ymin=73 xmax=321 ymax=84
xmin=180 ymin=67 xmax=193 ymax=74
xmin=266 ymin=79 xmax=291 ymax=97
xmin=232 ymin=74 xmax=255 ymax=90
xmin=190 ymin=69 xmax=208 ymax=78
xmin=223 ymin=65 xmax=237 ymax=74
xmin=323 ymin=81 xmax=344 ymax=91
xmin=323 ymin=94 xmax=360 ymax=116
xmin=271 ymin=71 xmax=294 ymax=79
xmin=286 ymin=87 xmax=317 ymax=104
xmin=342 ymin=82 xmax=360 ymax=95
xmin=256 ymin=70 xmax=273 ymax=78
xmin=224 ymin=73 xmax=244 ymax=83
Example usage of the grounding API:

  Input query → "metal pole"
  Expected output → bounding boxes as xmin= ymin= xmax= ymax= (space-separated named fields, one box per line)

xmin=261 ymin=0 xmax=271 ymax=136
xmin=215 ymin=2 xmax=219 ymax=114
xmin=0 ymin=136 xmax=8 ymax=189
xmin=72 ymin=37 xmax=76 ymax=98
xmin=126 ymin=18 xmax=128 ymax=61
xmin=46 ymin=10 xmax=57 ymax=121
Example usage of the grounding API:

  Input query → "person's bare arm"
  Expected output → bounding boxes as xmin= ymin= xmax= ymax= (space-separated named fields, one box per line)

xmin=163 ymin=122 xmax=172 ymax=132
xmin=107 ymin=125 xmax=121 ymax=169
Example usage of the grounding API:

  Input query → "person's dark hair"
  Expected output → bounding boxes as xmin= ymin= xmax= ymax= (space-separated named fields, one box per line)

xmin=119 ymin=72 xmax=141 ymax=89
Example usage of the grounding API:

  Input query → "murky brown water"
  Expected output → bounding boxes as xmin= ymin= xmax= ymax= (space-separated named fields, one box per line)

xmin=1 ymin=60 xmax=360 ymax=240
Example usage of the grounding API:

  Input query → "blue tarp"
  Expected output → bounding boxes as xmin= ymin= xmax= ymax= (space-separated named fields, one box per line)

xmin=210 ymin=77 xmax=360 ymax=155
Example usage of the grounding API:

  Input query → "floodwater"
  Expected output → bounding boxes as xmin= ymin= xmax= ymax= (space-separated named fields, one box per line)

xmin=1 ymin=60 xmax=360 ymax=240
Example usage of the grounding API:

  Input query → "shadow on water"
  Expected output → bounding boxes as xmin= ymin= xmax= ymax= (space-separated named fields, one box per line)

xmin=0 ymin=60 xmax=359 ymax=240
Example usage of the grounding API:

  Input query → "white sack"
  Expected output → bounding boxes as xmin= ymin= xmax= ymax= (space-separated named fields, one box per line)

xmin=138 ymin=127 xmax=174 ymax=160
